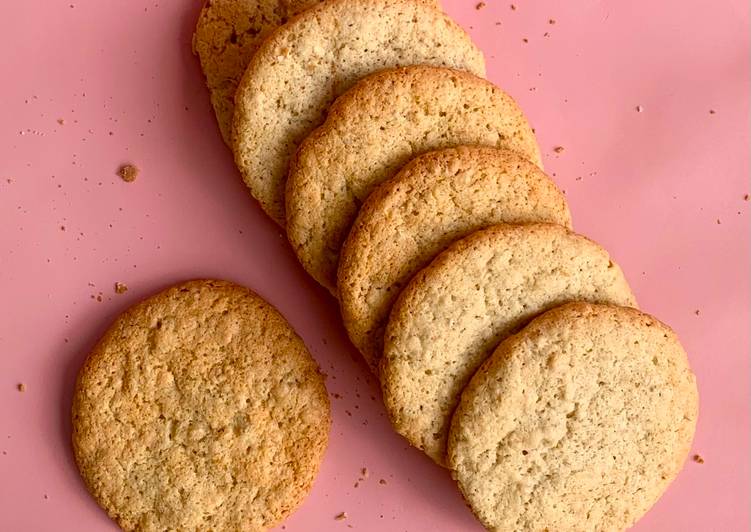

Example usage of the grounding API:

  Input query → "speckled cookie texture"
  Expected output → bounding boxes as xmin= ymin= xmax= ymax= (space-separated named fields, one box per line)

xmin=338 ymin=147 xmax=570 ymax=371
xmin=286 ymin=66 xmax=542 ymax=294
xmin=72 ymin=280 xmax=330 ymax=532
xmin=193 ymin=0 xmax=320 ymax=146
xmin=381 ymin=223 xmax=637 ymax=466
xmin=448 ymin=302 xmax=699 ymax=531
xmin=232 ymin=0 xmax=484 ymax=226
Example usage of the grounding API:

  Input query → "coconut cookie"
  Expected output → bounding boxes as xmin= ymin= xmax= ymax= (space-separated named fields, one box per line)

xmin=193 ymin=0 xmax=320 ymax=146
xmin=72 ymin=280 xmax=330 ymax=531
xmin=448 ymin=302 xmax=699 ymax=531
xmin=287 ymin=66 xmax=541 ymax=294
xmin=232 ymin=0 xmax=484 ymax=226
xmin=381 ymin=223 xmax=636 ymax=465
xmin=338 ymin=147 xmax=570 ymax=371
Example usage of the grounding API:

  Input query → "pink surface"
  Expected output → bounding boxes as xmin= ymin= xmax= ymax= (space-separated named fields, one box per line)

xmin=0 ymin=1 xmax=749 ymax=530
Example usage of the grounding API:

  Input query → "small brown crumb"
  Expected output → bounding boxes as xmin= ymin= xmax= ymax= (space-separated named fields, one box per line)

xmin=475 ymin=1 xmax=486 ymax=9
xmin=694 ymin=310 xmax=700 ymax=316
xmin=716 ymin=218 xmax=721 ymax=225
xmin=18 ymin=383 xmax=26 ymax=392
xmin=57 ymin=118 xmax=65 ymax=125
xmin=636 ymin=105 xmax=644 ymax=113
xmin=553 ymin=146 xmax=565 ymax=154
xmin=96 ymin=294 xmax=103 ymax=302
xmin=354 ymin=481 xmax=359 ymax=488
xmin=118 ymin=164 xmax=139 ymax=183
xmin=335 ymin=512 xmax=347 ymax=521
xmin=114 ymin=282 xmax=128 ymax=294
xmin=60 ymin=225 xmax=65 ymax=231
xmin=709 ymin=109 xmax=716 ymax=114
xmin=743 ymin=194 xmax=749 ymax=201
xmin=510 ymin=3 xmax=516 ymax=10
xmin=522 ymin=37 xmax=529 ymax=43
xmin=693 ymin=454 xmax=704 ymax=464
xmin=379 ymin=478 xmax=387 ymax=485
xmin=548 ymin=18 xmax=556 ymax=24
xmin=361 ymin=467 xmax=369 ymax=478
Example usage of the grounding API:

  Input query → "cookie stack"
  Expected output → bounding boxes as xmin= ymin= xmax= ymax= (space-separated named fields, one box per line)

xmin=109 ymin=0 xmax=696 ymax=529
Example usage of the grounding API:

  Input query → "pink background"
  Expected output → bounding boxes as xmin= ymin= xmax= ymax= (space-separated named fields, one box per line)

xmin=1 ymin=1 xmax=749 ymax=530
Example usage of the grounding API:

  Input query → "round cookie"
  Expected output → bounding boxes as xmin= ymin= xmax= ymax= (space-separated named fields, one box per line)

xmin=232 ymin=0 xmax=484 ymax=226
xmin=448 ymin=302 xmax=699 ymax=531
xmin=338 ymin=147 xmax=571 ymax=371
xmin=193 ymin=0 xmax=320 ymax=146
xmin=72 ymin=280 xmax=330 ymax=531
xmin=287 ymin=66 xmax=542 ymax=294
xmin=381 ymin=223 xmax=637 ymax=466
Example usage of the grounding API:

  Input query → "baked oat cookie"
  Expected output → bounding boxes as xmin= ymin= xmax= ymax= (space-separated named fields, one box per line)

xmin=193 ymin=0 xmax=320 ymax=146
xmin=72 ymin=280 xmax=330 ymax=531
xmin=381 ymin=223 xmax=636 ymax=465
xmin=233 ymin=0 xmax=484 ymax=226
xmin=338 ymin=147 xmax=570 ymax=371
xmin=448 ymin=302 xmax=698 ymax=531
xmin=286 ymin=66 xmax=541 ymax=294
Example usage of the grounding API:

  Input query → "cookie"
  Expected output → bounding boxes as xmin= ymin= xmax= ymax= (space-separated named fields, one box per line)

xmin=72 ymin=280 xmax=330 ymax=531
xmin=448 ymin=302 xmax=698 ymax=531
xmin=286 ymin=66 xmax=542 ymax=294
xmin=193 ymin=0 xmax=320 ymax=146
xmin=233 ymin=0 xmax=485 ymax=226
xmin=380 ymin=223 xmax=636 ymax=465
xmin=338 ymin=147 xmax=571 ymax=371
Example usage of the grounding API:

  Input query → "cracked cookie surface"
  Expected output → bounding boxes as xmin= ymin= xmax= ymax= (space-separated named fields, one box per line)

xmin=448 ymin=302 xmax=698 ymax=531
xmin=286 ymin=66 xmax=540 ymax=294
xmin=72 ymin=280 xmax=330 ymax=531
xmin=193 ymin=0 xmax=320 ymax=146
xmin=381 ymin=223 xmax=636 ymax=466
xmin=338 ymin=147 xmax=570 ymax=371
xmin=233 ymin=0 xmax=485 ymax=227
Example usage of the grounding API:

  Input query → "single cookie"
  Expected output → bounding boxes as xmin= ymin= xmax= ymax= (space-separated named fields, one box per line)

xmin=233 ymin=0 xmax=485 ymax=226
xmin=448 ymin=302 xmax=699 ymax=531
xmin=287 ymin=66 xmax=542 ymax=294
xmin=193 ymin=0 xmax=320 ymax=146
xmin=338 ymin=147 xmax=571 ymax=371
xmin=381 ymin=223 xmax=636 ymax=465
xmin=72 ymin=280 xmax=330 ymax=531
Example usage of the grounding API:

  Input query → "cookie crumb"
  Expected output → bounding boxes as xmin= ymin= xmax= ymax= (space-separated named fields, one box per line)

xmin=553 ymin=146 xmax=565 ymax=154
xmin=379 ymin=478 xmax=387 ymax=485
xmin=117 ymin=164 xmax=139 ymax=183
xmin=694 ymin=310 xmax=700 ymax=316
xmin=522 ymin=37 xmax=529 ymax=43
xmin=636 ymin=105 xmax=644 ymax=113
xmin=510 ymin=3 xmax=516 ymax=10
xmin=17 ymin=383 xmax=26 ymax=392
xmin=57 ymin=118 xmax=65 ymax=125
xmin=743 ymin=194 xmax=749 ymax=201
xmin=475 ymin=2 xmax=486 ymax=9
xmin=361 ymin=467 xmax=369 ymax=478
xmin=335 ymin=512 xmax=348 ymax=521
xmin=548 ymin=18 xmax=556 ymax=24
xmin=709 ymin=109 xmax=715 ymax=114
xmin=693 ymin=454 xmax=704 ymax=464
xmin=716 ymin=218 xmax=721 ymax=225
xmin=114 ymin=282 xmax=128 ymax=294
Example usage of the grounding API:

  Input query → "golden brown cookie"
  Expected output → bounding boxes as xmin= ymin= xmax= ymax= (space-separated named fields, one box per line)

xmin=72 ymin=280 xmax=330 ymax=531
xmin=338 ymin=147 xmax=570 ymax=371
xmin=381 ymin=223 xmax=636 ymax=465
xmin=193 ymin=0 xmax=320 ymax=146
xmin=233 ymin=0 xmax=485 ymax=226
xmin=286 ymin=66 xmax=542 ymax=294
xmin=448 ymin=302 xmax=698 ymax=531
